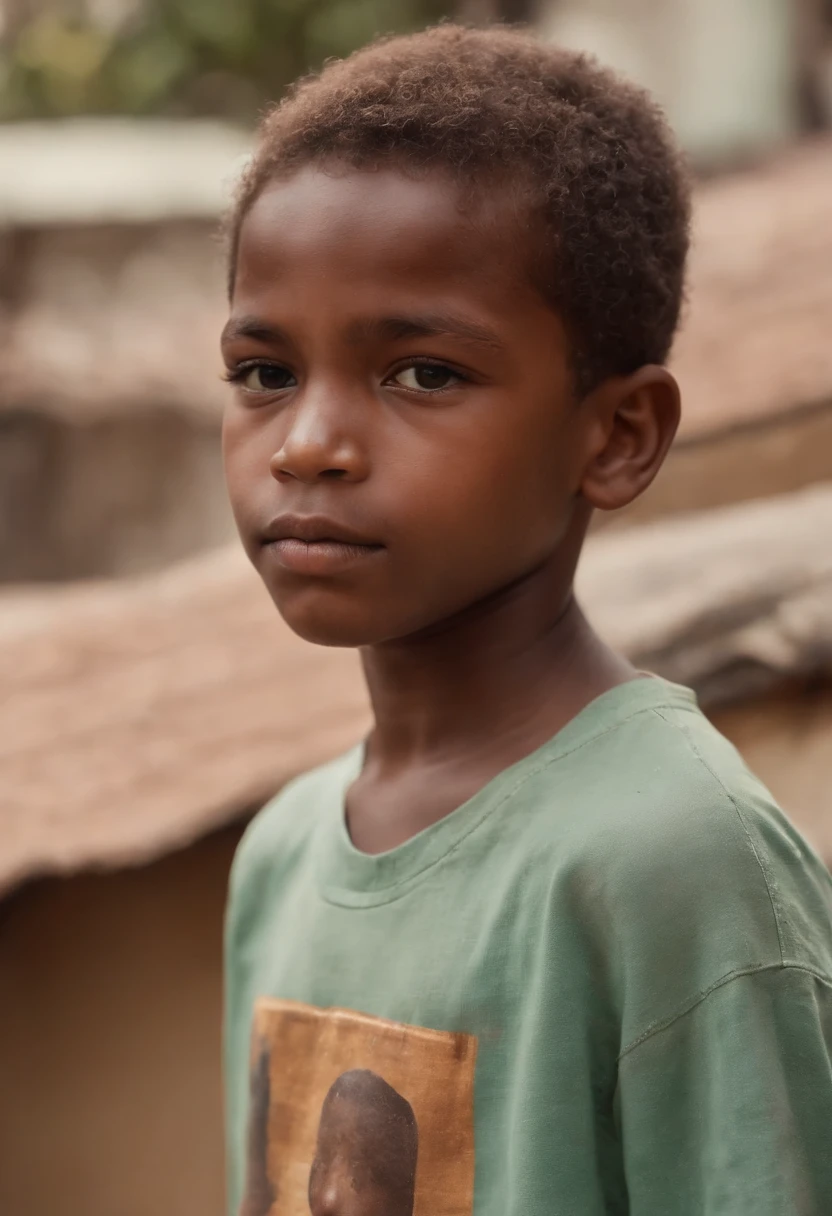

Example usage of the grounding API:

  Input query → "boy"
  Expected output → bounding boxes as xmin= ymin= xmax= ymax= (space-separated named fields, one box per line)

xmin=222 ymin=23 xmax=832 ymax=1215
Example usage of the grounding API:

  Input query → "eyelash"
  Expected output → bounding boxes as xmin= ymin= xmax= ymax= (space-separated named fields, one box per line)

xmin=388 ymin=357 xmax=469 ymax=393
xmin=222 ymin=357 xmax=470 ymax=394
xmin=221 ymin=360 xmax=282 ymax=385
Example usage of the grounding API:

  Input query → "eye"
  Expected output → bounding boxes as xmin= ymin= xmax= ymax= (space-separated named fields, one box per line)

xmin=390 ymin=363 xmax=462 ymax=392
xmin=228 ymin=363 xmax=296 ymax=392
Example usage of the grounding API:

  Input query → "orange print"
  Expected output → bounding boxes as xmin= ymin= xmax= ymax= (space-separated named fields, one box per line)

xmin=240 ymin=998 xmax=477 ymax=1216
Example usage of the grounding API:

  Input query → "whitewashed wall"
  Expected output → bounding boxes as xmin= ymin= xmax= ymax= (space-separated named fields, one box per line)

xmin=537 ymin=0 xmax=798 ymax=162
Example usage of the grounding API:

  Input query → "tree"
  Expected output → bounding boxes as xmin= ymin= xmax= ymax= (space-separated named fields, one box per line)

xmin=0 ymin=0 xmax=451 ymax=120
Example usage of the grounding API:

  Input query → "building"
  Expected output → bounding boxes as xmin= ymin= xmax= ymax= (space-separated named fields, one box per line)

xmin=0 ymin=119 xmax=248 ymax=582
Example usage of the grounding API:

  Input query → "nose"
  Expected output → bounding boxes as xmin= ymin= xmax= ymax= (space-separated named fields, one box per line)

xmin=270 ymin=386 xmax=369 ymax=485
xmin=309 ymin=1183 xmax=341 ymax=1215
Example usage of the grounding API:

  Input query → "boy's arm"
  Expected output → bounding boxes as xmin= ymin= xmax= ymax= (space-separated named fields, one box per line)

xmin=617 ymin=964 xmax=832 ymax=1214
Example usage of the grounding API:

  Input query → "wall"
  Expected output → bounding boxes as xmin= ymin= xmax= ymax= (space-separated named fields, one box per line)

xmin=0 ymin=822 xmax=244 ymax=1216
xmin=539 ymin=0 xmax=797 ymax=162
xmin=1 ymin=217 xmax=232 ymax=582
xmin=0 ymin=408 xmax=234 ymax=581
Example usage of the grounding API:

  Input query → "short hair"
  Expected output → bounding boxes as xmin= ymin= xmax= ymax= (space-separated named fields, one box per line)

xmin=228 ymin=23 xmax=691 ymax=396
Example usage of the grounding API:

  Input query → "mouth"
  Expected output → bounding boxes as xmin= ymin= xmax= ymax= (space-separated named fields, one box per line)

xmin=260 ymin=515 xmax=384 ymax=576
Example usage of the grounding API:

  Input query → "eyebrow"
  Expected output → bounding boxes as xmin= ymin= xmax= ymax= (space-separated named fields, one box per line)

xmin=348 ymin=313 xmax=505 ymax=351
xmin=221 ymin=316 xmax=288 ymax=346
xmin=221 ymin=311 xmax=505 ymax=351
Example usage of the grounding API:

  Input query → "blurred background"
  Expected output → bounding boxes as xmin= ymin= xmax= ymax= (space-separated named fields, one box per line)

xmin=1 ymin=2 xmax=831 ymax=1214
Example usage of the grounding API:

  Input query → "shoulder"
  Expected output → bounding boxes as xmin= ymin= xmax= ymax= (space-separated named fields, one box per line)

xmin=604 ymin=698 xmax=832 ymax=970
xmin=523 ymin=693 xmax=832 ymax=1039
xmin=226 ymin=746 xmax=360 ymax=928
xmin=545 ymin=692 xmax=828 ymax=918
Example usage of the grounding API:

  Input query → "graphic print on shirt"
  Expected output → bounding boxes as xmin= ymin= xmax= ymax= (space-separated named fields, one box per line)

xmin=240 ymin=997 xmax=477 ymax=1216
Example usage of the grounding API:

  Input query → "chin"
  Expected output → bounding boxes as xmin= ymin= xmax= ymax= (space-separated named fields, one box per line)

xmin=276 ymin=587 xmax=450 ymax=649
xmin=273 ymin=592 xmax=387 ymax=649
xmin=284 ymin=616 xmax=376 ymax=648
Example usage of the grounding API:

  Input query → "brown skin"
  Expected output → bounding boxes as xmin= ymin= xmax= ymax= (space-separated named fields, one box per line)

xmin=222 ymin=165 xmax=680 ymax=854
xmin=308 ymin=1071 xmax=418 ymax=1216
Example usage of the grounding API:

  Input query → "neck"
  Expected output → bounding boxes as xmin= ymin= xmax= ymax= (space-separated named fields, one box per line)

xmin=360 ymin=555 xmax=635 ymax=774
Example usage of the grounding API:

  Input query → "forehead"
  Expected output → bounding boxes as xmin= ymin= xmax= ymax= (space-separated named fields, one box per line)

xmin=232 ymin=164 xmax=540 ymax=311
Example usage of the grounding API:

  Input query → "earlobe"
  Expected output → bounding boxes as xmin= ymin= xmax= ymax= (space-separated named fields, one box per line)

xmin=579 ymin=366 xmax=680 ymax=512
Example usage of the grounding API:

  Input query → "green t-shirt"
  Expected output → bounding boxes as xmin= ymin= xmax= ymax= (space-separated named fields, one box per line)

xmin=225 ymin=678 xmax=832 ymax=1215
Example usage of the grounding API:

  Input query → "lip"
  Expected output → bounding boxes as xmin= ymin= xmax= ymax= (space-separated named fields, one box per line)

xmin=260 ymin=514 xmax=384 ymax=576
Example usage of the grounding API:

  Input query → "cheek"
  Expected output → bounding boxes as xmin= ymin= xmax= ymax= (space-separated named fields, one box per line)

xmin=371 ymin=402 xmax=578 ymax=627
xmin=222 ymin=410 xmax=269 ymax=500
xmin=221 ymin=409 xmax=244 ymax=484
xmin=398 ymin=402 xmax=576 ymax=550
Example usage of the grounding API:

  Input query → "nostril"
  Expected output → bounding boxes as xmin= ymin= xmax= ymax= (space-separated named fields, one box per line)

xmin=320 ymin=468 xmax=348 ymax=480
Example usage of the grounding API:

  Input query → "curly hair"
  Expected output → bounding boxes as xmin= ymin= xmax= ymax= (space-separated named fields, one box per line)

xmin=228 ymin=23 xmax=691 ymax=395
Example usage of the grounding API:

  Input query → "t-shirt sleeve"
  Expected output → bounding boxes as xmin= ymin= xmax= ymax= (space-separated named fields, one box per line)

xmin=617 ymin=963 xmax=832 ymax=1215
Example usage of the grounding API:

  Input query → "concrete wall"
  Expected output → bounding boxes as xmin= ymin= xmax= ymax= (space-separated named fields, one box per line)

xmin=0 ymin=217 xmax=233 ymax=583
xmin=0 ymin=823 xmax=244 ymax=1216
xmin=0 ymin=407 xmax=233 ymax=582
xmin=0 ymin=408 xmax=233 ymax=582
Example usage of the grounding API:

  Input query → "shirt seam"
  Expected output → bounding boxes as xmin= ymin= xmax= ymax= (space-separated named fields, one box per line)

xmin=319 ymin=699 xmax=689 ymax=908
xmin=617 ymin=962 xmax=832 ymax=1061
xmin=650 ymin=705 xmax=787 ymax=963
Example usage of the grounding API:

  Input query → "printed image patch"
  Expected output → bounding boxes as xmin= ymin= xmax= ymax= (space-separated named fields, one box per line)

xmin=240 ymin=997 xmax=477 ymax=1215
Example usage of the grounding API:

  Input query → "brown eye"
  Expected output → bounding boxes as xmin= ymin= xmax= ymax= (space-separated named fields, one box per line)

xmin=241 ymin=364 xmax=296 ymax=391
xmin=392 ymin=364 xmax=460 ymax=392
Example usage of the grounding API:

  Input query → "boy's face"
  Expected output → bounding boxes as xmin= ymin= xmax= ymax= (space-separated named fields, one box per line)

xmin=223 ymin=165 xmax=591 ymax=647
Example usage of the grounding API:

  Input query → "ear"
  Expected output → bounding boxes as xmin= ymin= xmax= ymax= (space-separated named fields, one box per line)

xmin=578 ymin=366 xmax=680 ymax=512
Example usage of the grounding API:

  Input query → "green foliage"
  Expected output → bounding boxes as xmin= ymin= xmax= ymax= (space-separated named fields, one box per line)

xmin=0 ymin=0 xmax=450 ymax=121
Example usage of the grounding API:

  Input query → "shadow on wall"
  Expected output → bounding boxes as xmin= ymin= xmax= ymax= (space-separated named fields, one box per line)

xmin=0 ymin=821 xmax=246 ymax=1216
